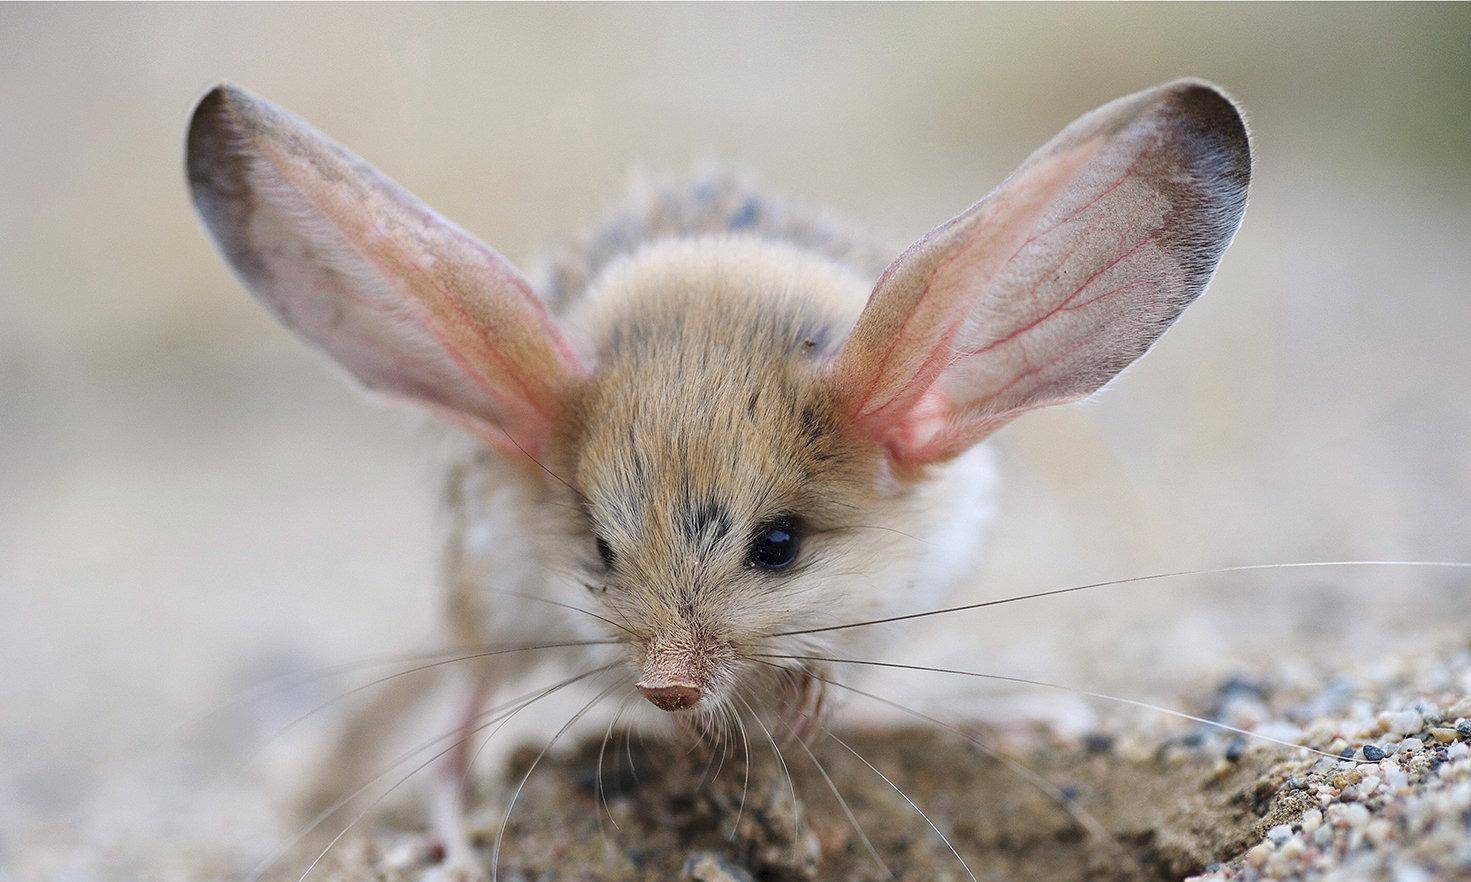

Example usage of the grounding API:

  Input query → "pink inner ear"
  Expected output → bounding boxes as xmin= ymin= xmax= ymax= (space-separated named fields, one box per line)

xmin=836 ymin=137 xmax=1106 ymax=457
xmin=188 ymin=85 xmax=586 ymax=463
xmin=836 ymin=82 xmax=1250 ymax=466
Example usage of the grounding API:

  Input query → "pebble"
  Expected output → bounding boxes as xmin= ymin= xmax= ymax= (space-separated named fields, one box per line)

xmin=1267 ymin=823 xmax=1293 ymax=845
xmin=1300 ymin=808 xmax=1323 ymax=833
xmin=1279 ymin=837 xmax=1307 ymax=860
xmin=1392 ymin=863 xmax=1432 ymax=882
xmin=1429 ymin=727 xmax=1457 ymax=744
xmin=1399 ymin=737 xmax=1425 ymax=754
xmin=1366 ymin=818 xmax=1394 ymax=845
xmin=1343 ymin=803 xmax=1371 ymax=828
xmin=1448 ymin=742 xmax=1468 ymax=760
xmin=1455 ymin=719 xmax=1471 ymax=739
xmin=1245 ymin=842 xmax=1274 ymax=867
xmin=1363 ymin=744 xmax=1387 ymax=761
xmin=1389 ymin=710 xmax=1423 ymax=735
xmin=1360 ymin=774 xmax=1381 ymax=795
xmin=682 ymin=852 xmax=755 ymax=882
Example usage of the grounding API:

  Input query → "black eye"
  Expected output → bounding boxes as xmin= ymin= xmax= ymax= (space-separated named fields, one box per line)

xmin=749 ymin=518 xmax=801 ymax=570
xmin=595 ymin=535 xmax=616 ymax=570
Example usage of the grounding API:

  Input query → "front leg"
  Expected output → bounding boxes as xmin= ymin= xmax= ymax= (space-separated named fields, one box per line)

xmin=426 ymin=673 xmax=491 ymax=882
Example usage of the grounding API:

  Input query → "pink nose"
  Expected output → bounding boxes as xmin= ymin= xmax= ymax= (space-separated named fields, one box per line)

xmin=637 ymin=683 xmax=702 ymax=711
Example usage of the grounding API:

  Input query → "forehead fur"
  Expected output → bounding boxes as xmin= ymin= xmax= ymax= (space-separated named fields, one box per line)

xmin=559 ymin=237 xmax=881 ymax=573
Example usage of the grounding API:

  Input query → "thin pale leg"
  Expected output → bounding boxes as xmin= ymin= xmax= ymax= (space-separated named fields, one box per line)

xmin=427 ymin=677 xmax=491 ymax=881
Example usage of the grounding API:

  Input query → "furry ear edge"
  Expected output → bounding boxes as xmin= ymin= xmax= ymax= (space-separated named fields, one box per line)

xmin=832 ymin=79 xmax=1251 ymax=464
xmin=186 ymin=83 xmax=586 ymax=458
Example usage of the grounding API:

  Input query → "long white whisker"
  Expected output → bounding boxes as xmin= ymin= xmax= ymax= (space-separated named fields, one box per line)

xmin=284 ymin=663 xmax=615 ymax=882
xmin=490 ymin=676 xmax=624 ymax=881
xmin=268 ymin=639 xmax=621 ymax=746
xmin=730 ymin=701 xmax=752 ymax=840
xmin=761 ymin=654 xmax=1344 ymax=760
xmin=182 ymin=637 xmax=620 ymax=745
xmin=781 ymin=663 xmax=1137 ymax=873
xmin=597 ymin=690 xmax=636 ymax=836
xmin=791 ymin=725 xmax=891 ymax=878
xmin=768 ymin=560 xmax=1471 ymax=638
xmin=479 ymin=586 xmax=638 ymax=637
xmin=821 ymin=723 xmax=977 ymax=882
xmin=734 ymin=692 xmax=802 ymax=861
xmin=248 ymin=672 xmax=583 ymax=881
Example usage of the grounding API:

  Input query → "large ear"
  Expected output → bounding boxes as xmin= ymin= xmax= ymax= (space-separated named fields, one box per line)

xmin=832 ymin=80 xmax=1250 ymax=465
xmin=186 ymin=83 xmax=584 ymax=458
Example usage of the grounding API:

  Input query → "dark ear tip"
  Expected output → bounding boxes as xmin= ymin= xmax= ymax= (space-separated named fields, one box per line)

xmin=186 ymin=83 xmax=273 ymax=189
xmin=1158 ymin=79 xmax=1252 ymax=188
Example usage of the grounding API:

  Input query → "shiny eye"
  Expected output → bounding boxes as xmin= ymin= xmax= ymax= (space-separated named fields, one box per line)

xmin=595 ymin=535 xmax=616 ymax=570
xmin=748 ymin=518 xmax=801 ymax=570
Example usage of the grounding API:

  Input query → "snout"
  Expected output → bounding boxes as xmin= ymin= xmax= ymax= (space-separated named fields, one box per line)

xmin=637 ymin=682 xmax=702 ymax=711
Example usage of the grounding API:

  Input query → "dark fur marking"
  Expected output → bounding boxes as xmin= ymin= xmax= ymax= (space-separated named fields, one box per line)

xmin=680 ymin=493 xmax=732 ymax=549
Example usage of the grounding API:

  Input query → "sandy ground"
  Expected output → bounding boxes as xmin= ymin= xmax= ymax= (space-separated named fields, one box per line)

xmin=9 ymin=638 xmax=1470 ymax=881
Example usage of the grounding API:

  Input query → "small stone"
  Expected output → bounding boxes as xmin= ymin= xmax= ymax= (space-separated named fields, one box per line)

xmin=1313 ymin=824 xmax=1335 ymax=846
xmin=1429 ymin=727 xmax=1457 ymax=744
xmin=1300 ymin=808 xmax=1323 ymax=833
xmin=1400 ymin=737 xmax=1425 ymax=754
xmin=1083 ymin=732 xmax=1115 ymax=754
xmin=682 ymin=851 xmax=755 ymax=882
xmin=1366 ymin=818 xmax=1394 ymax=845
xmin=1389 ymin=710 xmax=1422 ymax=735
xmin=1392 ymin=862 xmax=1433 ymax=882
xmin=1360 ymin=774 xmax=1381 ymax=795
xmin=1278 ymin=836 xmax=1307 ymax=860
xmin=1343 ymin=803 xmax=1371 ymax=828
xmin=1455 ymin=719 xmax=1471 ymax=739
xmin=1245 ymin=842 xmax=1274 ymax=867
xmin=1448 ymin=741 xmax=1468 ymax=760
xmin=1363 ymin=745 xmax=1387 ymax=762
xmin=1266 ymin=852 xmax=1296 ymax=877
xmin=1267 ymin=823 xmax=1293 ymax=844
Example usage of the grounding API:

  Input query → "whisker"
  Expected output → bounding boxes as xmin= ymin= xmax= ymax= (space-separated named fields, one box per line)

xmin=820 ymin=723 xmax=977 ymax=882
xmin=265 ymin=663 xmax=614 ymax=882
xmin=767 ymin=560 xmax=1471 ymax=638
xmin=267 ymin=639 xmax=621 ymax=746
xmin=734 ymin=692 xmax=802 ymax=863
xmin=597 ymin=690 xmax=637 ymax=836
xmin=180 ymin=638 xmax=586 ymax=740
xmin=491 ymin=423 xmax=586 ymax=505
xmin=763 ymin=654 xmax=1346 ymax=760
xmin=707 ymin=703 xmax=734 ymax=788
xmin=623 ymin=725 xmax=640 ymax=786
xmin=823 ymin=523 xmax=932 ymax=547
xmin=759 ymin=661 xmax=1123 ymax=882
xmin=730 ymin=701 xmax=752 ymax=840
xmin=777 ymin=662 xmax=1135 ymax=873
xmin=790 ymin=725 xmax=891 ymax=878
xmin=491 ymin=676 xmax=625 ymax=881
xmin=478 ymin=587 xmax=637 ymax=637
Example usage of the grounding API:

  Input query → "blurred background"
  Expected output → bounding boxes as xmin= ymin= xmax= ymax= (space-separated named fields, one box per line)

xmin=3 ymin=3 xmax=1468 ymax=875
